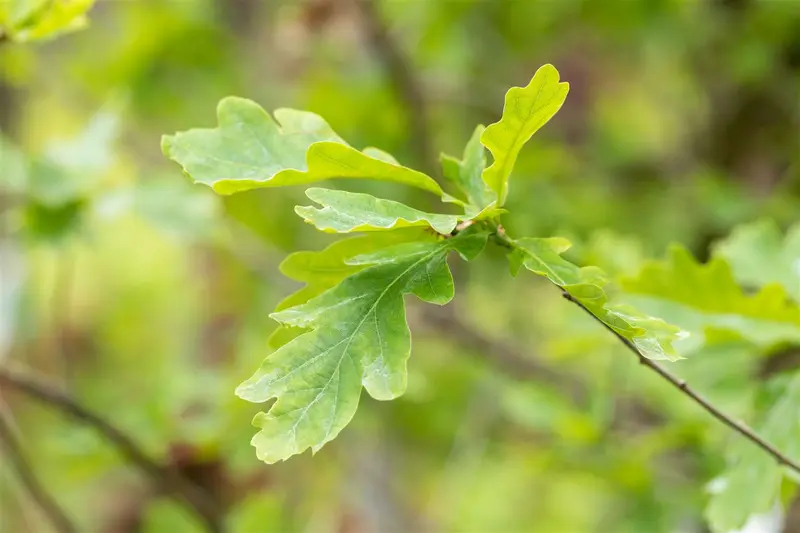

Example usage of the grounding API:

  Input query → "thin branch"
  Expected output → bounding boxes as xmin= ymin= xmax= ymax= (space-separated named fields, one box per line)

xmin=560 ymin=291 xmax=800 ymax=476
xmin=419 ymin=305 xmax=587 ymax=403
xmin=0 ymin=408 xmax=77 ymax=533
xmin=0 ymin=366 xmax=224 ymax=532
xmin=484 ymin=227 xmax=800 ymax=474
xmin=353 ymin=0 xmax=439 ymax=175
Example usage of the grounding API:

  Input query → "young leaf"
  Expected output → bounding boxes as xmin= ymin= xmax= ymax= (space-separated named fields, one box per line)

xmin=440 ymin=125 xmax=496 ymax=209
xmin=237 ymin=230 xmax=487 ymax=463
xmin=510 ymin=237 xmax=682 ymax=360
xmin=714 ymin=219 xmax=800 ymax=300
xmin=162 ymin=98 xmax=443 ymax=196
xmin=706 ymin=373 xmax=800 ymax=532
xmin=480 ymin=64 xmax=569 ymax=205
xmin=622 ymin=245 xmax=800 ymax=351
xmin=295 ymin=188 xmax=461 ymax=235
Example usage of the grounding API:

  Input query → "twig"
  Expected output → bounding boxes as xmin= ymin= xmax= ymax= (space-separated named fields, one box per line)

xmin=353 ymin=0 xmax=439 ymax=175
xmin=484 ymin=227 xmax=800 ymax=474
xmin=0 ymin=408 xmax=77 ymax=533
xmin=0 ymin=366 xmax=224 ymax=532
xmin=559 ymin=291 xmax=800 ymax=476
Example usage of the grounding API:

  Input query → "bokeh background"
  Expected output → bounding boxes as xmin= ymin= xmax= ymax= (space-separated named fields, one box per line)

xmin=1 ymin=0 xmax=800 ymax=531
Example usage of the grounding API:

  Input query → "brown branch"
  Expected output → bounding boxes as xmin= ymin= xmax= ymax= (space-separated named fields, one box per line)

xmin=560 ymin=291 xmax=800 ymax=476
xmin=353 ymin=0 xmax=438 ymax=175
xmin=0 ymin=366 xmax=224 ymax=532
xmin=0 ymin=408 xmax=77 ymax=533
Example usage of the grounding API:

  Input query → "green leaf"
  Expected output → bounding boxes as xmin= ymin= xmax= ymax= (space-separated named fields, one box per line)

xmin=511 ymin=237 xmax=682 ymax=360
xmin=23 ymin=198 xmax=85 ymax=243
xmin=295 ymin=188 xmax=460 ymax=235
xmin=441 ymin=125 xmax=496 ymax=209
xmin=714 ymin=219 xmax=800 ymax=300
xmin=236 ymin=230 xmax=487 ymax=463
xmin=162 ymin=97 xmax=443 ymax=196
xmin=276 ymin=228 xmax=435 ymax=311
xmin=706 ymin=373 xmax=800 ymax=532
xmin=1 ymin=0 xmax=95 ymax=42
xmin=1 ymin=108 xmax=119 ymax=205
xmin=268 ymin=229 xmax=433 ymax=349
xmin=623 ymin=245 xmax=800 ymax=352
xmin=480 ymin=64 xmax=569 ymax=205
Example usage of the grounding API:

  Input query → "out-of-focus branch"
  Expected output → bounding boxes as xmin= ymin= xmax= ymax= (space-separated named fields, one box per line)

xmin=0 ymin=366 xmax=224 ymax=533
xmin=419 ymin=305 xmax=587 ymax=403
xmin=353 ymin=0 xmax=438 ymax=175
xmin=0 ymin=408 xmax=77 ymax=533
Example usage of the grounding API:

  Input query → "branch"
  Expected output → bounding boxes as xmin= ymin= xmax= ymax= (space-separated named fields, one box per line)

xmin=418 ymin=305 xmax=587 ymax=403
xmin=483 ymin=226 xmax=800 ymax=475
xmin=0 ymin=366 xmax=224 ymax=532
xmin=560 ymin=291 xmax=800 ymax=476
xmin=353 ymin=0 xmax=438 ymax=175
xmin=0 ymin=408 xmax=77 ymax=533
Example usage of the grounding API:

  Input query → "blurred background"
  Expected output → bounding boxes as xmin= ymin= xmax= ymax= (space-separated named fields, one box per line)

xmin=1 ymin=0 xmax=799 ymax=531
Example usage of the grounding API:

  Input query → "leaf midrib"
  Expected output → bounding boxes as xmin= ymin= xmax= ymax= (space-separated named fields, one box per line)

xmin=281 ymin=244 xmax=448 ymax=448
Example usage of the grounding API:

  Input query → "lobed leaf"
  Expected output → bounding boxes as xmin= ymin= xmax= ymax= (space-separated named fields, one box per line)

xmin=440 ymin=125 xmax=496 ymax=209
xmin=268 ymin=229 xmax=433 ymax=349
xmin=480 ymin=64 xmax=569 ymax=205
xmin=714 ymin=219 xmax=800 ymax=301
xmin=162 ymin=97 xmax=443 ymax=196
xmin=295 ymin=188 xmax=461 ymax=235
xmin=237 ymin=230 xmax=488 ymax=463
xmin=622 ymin=245 xmax=800 ymax=352
xmin=510 ymin=237 xmax=682 ymax=360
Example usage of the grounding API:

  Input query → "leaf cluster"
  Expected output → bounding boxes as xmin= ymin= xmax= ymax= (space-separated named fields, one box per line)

xmin=164 ymin=64 xmax=691 ymax=463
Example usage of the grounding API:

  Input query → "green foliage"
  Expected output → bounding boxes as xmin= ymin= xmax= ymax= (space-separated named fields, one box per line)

xmin=0 ymin=0 xmax=94 ymax=42
xmin=275 ymin=229 xmax=432 ymax=312
xmin=8 ymin=4 xmax=800 ymax=529
xmin=506 ymin=236 xmax=682 ymax=360
xmin=623 ymin=245 xmax=800 ymax=352
xmin=479 ymin=64 xmax=569 ymax=205
xmin=165 ymin=64 xmax=692 ymax=463
xmin=440 ymin=125 xmax=496 ymax=209
xmin=295 ymin=188 xmax=460 ymax=235
xmin=161 ymin=97 xmax=443 ymax=196
xmin=714 ymin=219 xmax=800 ymax=300
xmin=236 ymin=230 xmax=487 ymax=463
xmin=0 ymin=108 xmax=119 ymax=243
xmin=706 ymin=373 xmax=800 ymax=532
